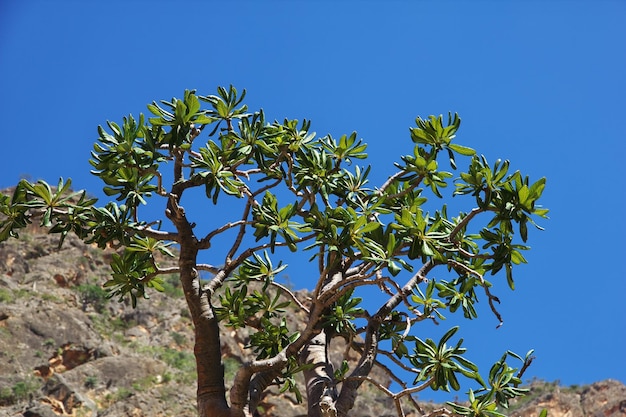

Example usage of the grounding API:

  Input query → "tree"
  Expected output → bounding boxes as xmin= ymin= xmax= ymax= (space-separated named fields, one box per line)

xmin=0 ymin=86 xmax=548 ymax=417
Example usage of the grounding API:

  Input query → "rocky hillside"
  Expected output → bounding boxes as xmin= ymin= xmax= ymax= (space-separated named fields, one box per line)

xmin=0 ymin=224 xmax=624 ymax=417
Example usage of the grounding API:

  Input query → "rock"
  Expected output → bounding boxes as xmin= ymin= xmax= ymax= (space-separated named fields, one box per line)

xmin=510 ymin=380 xmax=626 ymax=417
xmin=23 ymin=404 xmax=59 ymax=417
xmin=1 ymin=212 xmax=625 ymax=417
xmin=581 ymin=380 xmax=626 ymax=417
xmin=40 ymin=373 xmax=96 ymax=415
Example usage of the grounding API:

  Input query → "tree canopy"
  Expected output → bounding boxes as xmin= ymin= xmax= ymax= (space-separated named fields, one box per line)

xmin=0 ymin=86 xmax=548 ymax=417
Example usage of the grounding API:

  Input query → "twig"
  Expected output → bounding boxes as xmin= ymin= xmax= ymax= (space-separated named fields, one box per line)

xmin=139 ymin=266 xmax=180 ymax=284
xmin=251 ymin=178 xmax=282 ymax=198
xmin=448 ymin=207 xmax=485 ymax=242
xmin=227 ymin=233 xmax=317 ymax=275
xmin=270 ymin=281 xmax=309 ymax=314
xmin=516 ymin=354 xmax=535 ymax=380
xmin=453 ymin=246 xmax=493 ymax=259
xmin=423 ymin=408 xmax=455 ymax=417
xmin=447 ymin=259 xmax=503 ymax=328
xmin=375 ymin=348 xmax=420 ymax=374
xmin=196 ymin=263 xmax=221 ymax=275
xmin=344 ymin=375 xmax=435 ymax=417
xmin=378 ymin=170 xmax=408 ymax=194
xmin=199 ymin=219 xmax=248 ymax=250
xmin=135 ymin=226 xmax=179 ymax=242
xmin=383 ymin=176 xmax=424 ymax=200
xmin=225 ymin=199 xmax=253 ymax=260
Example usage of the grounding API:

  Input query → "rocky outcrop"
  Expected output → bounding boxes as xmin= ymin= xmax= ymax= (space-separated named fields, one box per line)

xmin=0 ymin=224 xmax=624 ymax=416
xmin=509 ymin=379 xmax=626 ymax=417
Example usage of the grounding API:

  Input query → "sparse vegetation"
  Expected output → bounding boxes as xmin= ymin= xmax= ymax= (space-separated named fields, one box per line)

xmin=38 ymin=291 xmax=62 ymax=303
xmin=132 ymin=375 xmax=159 ymax=392
xmin=161 ymin=273 xmax=184 ymax=298
xmin=84 ymin=375 xmax=98 ymax=389
xmin=102 ymin=387 xmax=134 ymax=407
xmin=223 ymin=357 xmax=241 ymax=382
xmin=76 ymin=283 xmax=109 ymax=313
xmin=0 ymin=377 xmax=40 ymax=406
xmin=0 ymin=288 xmax=13 ymax=303
xmin=170 ymin=331 xmax=186 ymax=346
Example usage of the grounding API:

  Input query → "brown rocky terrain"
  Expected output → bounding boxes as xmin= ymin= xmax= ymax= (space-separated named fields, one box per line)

xmin=1 ymin=223 xmax=624 ymax=417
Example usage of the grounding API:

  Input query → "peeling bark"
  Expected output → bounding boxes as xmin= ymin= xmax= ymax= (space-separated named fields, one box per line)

xmin=301 ymin=331 xmax=338 ymax=417
xmin=247 ymin=369 xmax=282 ymax=415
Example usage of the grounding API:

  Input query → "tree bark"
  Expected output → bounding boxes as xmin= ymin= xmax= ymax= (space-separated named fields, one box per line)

xmin=335 ymin=319 xmax=380 ymax=416
xmin=301 ymin=331 xmax=338 ymax=417
xmin=178 ymin=243 xmax=232 ymax=417
xmin=170 ymin=190 xmax=232 ymax=417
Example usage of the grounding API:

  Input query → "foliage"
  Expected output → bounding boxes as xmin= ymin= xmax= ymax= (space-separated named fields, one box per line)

xmin=75 ymin=283 xmax=109 ymax=313
xmin=0 ymin=377 xmax=40 ymax=406
xmin=0 ymin=86 xmax=548 ymax=417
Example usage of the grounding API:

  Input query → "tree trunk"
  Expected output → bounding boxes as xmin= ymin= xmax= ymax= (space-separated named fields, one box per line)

xmin=335 ymin=320 xmax=380 ymax=416
xmin=301 ymin=331 xmax=338 ymax=417
xmin=178 ymin=242 xmax=231 ymax=417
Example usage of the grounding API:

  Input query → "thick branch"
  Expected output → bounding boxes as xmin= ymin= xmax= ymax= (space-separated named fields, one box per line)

xmin=334 ymin=261 xmax=437 ymax=415
xmin=204 ymin=269 xmax=229 ymax=297
xmin=247 ymin=369 xmax=283 ymax=415
xmin=301 ymin=331 xmax=337 ymax=417
xmin=335 ymin=318 xmax=379 ymax=416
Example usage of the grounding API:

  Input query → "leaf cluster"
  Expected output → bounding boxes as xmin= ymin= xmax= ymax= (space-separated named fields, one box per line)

xmin=0 ymin=85 xmax=550 ymax=417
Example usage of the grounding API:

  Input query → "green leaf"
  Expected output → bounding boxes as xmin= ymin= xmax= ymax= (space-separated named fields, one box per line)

xmin=510 ymin=250 xmax=527 ymax=265
xmin=448 ymin=143 xmax=476 ymax=156
xmin=518 ymin=185 xmax=530 ymax=205
xmin=359 ymin=221 xmax=380 ymax=234
xmin=440 ymin=326 xmax=459 ymax=347
xmin=529 ymin=177 xmax=547 ymax=199
xmin=505 ymin=264 xmax=515 ymax=290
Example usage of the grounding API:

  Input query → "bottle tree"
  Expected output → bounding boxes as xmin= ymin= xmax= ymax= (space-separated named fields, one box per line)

xmin=0 ymin=86 xmax=548 ymax=417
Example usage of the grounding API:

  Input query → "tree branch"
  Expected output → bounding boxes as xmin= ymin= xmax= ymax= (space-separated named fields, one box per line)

xmin=196 ymin=263 xmax=221 ymax=275
xmin=378 ymin=169 xmax=408 ymax=194
xmin=383 ymin=175 xmax=424 ymax=200
xmin=342 ymin=375 xmax=434 ymax=417
xmin=448 ymin=207 xmax=485 ymax=242
xmin=198 ymin=218 xmax=248 ymax=251
xmin=224 ymin=200 xmax=253 ymax=261
xmin=134 ymin=225 xmax=179 ymax=242
xmin=227 ymin=233 xmax=317 ymax=276
xmin=270 ymin=281 xmax=310 ymax=314
xmin=375 ymin=260 xmax=436 ymax=320
xmin=448 ymin=259 xmax=503 ymax=327
xmin=138 ymin=266 xmax=180 ymax=284
xmin=453 ymin=245 xmax=493 ymax=259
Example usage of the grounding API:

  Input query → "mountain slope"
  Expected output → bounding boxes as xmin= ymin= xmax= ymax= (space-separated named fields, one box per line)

xmin=0 ymin=224 xmax=624 ymax=417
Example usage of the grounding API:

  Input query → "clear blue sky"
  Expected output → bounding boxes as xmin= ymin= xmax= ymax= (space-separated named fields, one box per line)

xmin=1 ymin=0 xmax=624 ymax=403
